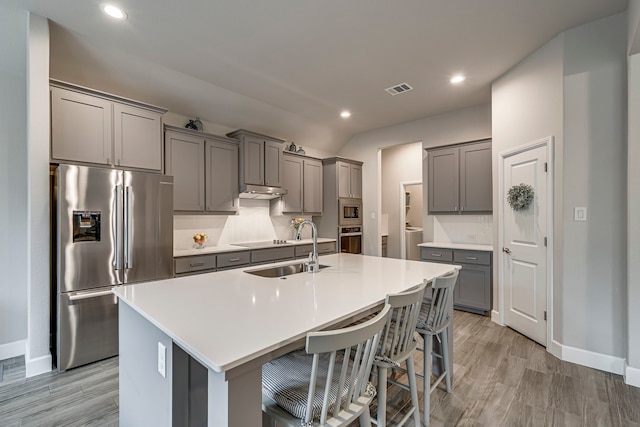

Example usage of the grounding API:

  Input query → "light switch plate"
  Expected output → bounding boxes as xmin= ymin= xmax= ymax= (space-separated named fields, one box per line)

xmin=370 ymin=212 xmax=376 ymax=220
xmin=574 ymin=207 xmax=587 ymax=222
xmin=158 ymin=342 xmax=166 ymax=378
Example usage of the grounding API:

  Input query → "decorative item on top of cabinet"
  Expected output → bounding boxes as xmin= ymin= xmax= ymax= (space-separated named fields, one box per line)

xmin=426 ymin=139 xmax=492 ymax=214
xmin=50 ymin=80 xmax=167 ymax=171
xmin=164 ymin=125 xmax=239 ymax=213
xmin=281 ymin=152 xmax=323 ymax=214
xmin=226 ymin=129 xmax=285 ymax=189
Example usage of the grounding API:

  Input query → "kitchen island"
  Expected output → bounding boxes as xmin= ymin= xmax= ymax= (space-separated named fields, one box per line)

xmin=113 ymin=253 xmax=459 ymax=426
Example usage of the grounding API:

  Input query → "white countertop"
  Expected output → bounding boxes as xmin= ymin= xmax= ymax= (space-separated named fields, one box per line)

xmin=113 ymin=253 xmax=458 ymax=373
xmin=418 ymin=242 xmax=494 ymax=252
xmin=174 ymin=238 xmax=337 ymax=257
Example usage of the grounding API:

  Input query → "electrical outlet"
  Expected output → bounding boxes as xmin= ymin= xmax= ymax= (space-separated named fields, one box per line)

xmin=370 ymin=212 xmax=376 ymax=220
xmin=158 ymin=342 xmax=166 ymax=378
xmin=574 ymin=207 xmax=587 ymax=222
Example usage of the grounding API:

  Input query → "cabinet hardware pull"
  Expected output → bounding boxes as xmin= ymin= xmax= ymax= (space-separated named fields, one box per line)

xmin=229 ymin=257 xmax=241 ymax=262
xmin=189 ymin=262 xmax=205 ymax=267
xmin=431 ymin=253 xmax=442 ymax=257
xmin=466 ymin=257 xmax=477 ymax=260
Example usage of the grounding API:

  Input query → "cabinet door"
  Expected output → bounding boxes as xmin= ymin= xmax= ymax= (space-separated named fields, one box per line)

xmin=243 ymin=136 xmax=264 ymax=185
xmin=264 ymin=140 xmax=283 ymax=187
xmin=349 ymin=164 xmax=362 ymax=198
xmin=114 ymin=103 xmax=163 ymax=171
xmin=205 ymin=139 xmax=239 ymax=213
xmin=165 ymin=132 xmax=205 ymax=211
xmin=282 ymin=155 xmax=303 ymax=213
xmin=428 ymin=147 xmax=459 ymax=213
xmin=459 ymin=141 xmax=492 ymax=212
xmin=51 ymin=87 xmax=112 ymax=165
xmin=303 ymin=158 xmax=323 ymax=214
xmin=337 ymin=162 xmax=351 ymax=198
xmin=454 ymin=264 xmax=491 ymax=311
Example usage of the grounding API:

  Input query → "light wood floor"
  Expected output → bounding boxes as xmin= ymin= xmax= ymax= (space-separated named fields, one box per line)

xmin=1 ymin=311 xmax=638 ymax=426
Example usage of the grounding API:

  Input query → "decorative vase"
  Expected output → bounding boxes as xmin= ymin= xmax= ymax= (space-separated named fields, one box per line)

xmin=296 ymin=146 xmax=305 ymax=155
xmin=185 ymin=120 xmax=198 ymax=130
xmin=288 ymin=142 xmax=297 ymax=152
xmin=194 ymin=239 xmax=205 ymax=249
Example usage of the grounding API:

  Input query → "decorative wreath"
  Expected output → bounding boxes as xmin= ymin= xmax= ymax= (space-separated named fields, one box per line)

xmin=507 ymin=183 xmax=534 ymax=211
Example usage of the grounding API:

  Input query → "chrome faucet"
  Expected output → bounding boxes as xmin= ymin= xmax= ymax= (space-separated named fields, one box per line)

xmin=295 ymin=220 xmax=319 ymax=273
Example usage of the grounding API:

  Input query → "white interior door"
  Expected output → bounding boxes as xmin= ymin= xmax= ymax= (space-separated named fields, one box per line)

xmin=501 ymin=141 xmax=549 ymax=345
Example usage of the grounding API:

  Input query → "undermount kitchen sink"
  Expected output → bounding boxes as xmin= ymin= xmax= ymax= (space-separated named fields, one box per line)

xmin=245 ymin=262 xmax=330 ymax=278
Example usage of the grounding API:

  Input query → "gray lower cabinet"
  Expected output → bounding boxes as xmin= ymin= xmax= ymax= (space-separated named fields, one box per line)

xmin=165 ymin=126 xmax=239 ymax=213
xmin=282 ymin=153 xmax=323 ymax=214
xmin=251 ymin=247 xmax=296 ymax=265
xmin=427 ymin=139 xmax=492 ymax=214
xmin=175 ymin=254 xmax=217 ymax=276
xmin=421 ymin=247 xmax=492 ymax=314
xmin=51 ymin=82 xmax=166 ymax=171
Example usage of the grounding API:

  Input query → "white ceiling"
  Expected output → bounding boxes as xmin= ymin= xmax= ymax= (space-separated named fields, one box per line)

xmin=4 ymin=0 xmax=629 ymax=153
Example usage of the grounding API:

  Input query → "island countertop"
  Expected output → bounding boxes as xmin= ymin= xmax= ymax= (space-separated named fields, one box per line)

xmin=113 ymin=253 xmax=459 ymax=374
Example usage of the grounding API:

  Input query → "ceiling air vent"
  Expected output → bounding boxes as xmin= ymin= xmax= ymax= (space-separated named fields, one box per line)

xmin=385 ymin=82 xmax=414 ymax=96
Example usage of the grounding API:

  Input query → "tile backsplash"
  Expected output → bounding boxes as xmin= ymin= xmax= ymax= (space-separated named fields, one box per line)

xmin=173 ymin=199 xmax=312 ymax=249
xmin=433 ymin=215 xmax=493 ymax=244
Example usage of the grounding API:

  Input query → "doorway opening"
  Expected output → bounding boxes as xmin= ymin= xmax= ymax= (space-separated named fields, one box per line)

xmin=399 ymin=181 xmax=423 ymax=260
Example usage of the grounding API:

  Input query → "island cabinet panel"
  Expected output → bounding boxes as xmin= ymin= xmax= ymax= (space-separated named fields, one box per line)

xmin=205 ymin=138 xmax=239 ymax=213
xmin=165 ymin=131 xmax=205 ymax=211
xmin=427 ymin=139 xmax=492 ymax=214
xmin=420 ymin=246 xmax=492 ymax=314
xmin=51 ymin=82 xmax=165 ymax=171
xmin=165 ymin=126 xmax=239 ymax=213
xmin=251 ymin=247 xmax=295 ymax=265
xmin=281 ymin=153 xmax=323 ymax=214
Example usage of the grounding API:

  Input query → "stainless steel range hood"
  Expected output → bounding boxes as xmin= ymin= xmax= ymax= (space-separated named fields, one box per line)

xmin=239 ymin=184 xmax=287 ymax=200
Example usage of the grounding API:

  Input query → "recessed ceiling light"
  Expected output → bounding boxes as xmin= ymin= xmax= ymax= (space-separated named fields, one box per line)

xmin=450 ymin=74 xmax=466 ymax=84
xmin=340 ymin=110 xmax=351 ymax=118
xmin=101 ymin=4 xmax=127 ymax=20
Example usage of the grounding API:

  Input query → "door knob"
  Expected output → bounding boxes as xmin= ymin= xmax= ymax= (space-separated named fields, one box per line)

xmin=502 ymin=247 xmax=511 ymax=254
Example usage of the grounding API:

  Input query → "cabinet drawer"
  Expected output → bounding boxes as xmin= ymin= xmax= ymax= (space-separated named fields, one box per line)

xmin=295 ymin=242 xmax=336 ymax=258
xmin=420 ymin=247 xmax=453 ymax=262
xmin=175 ymin=255 xmax=216 ymax=275
xmin=217 ymin=251 xmax=251 ymax=269
xmin=251 ymin=247 xmax=295 ymax=264
xmin=453 ymin=250 xmax=491 ymax=266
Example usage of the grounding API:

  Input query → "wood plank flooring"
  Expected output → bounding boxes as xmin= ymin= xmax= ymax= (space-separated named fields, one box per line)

xmin=1 ymin=311 xmax=638 ymax=426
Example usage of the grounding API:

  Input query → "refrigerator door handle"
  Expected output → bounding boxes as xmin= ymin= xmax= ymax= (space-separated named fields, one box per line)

xmin=68 ymin=289 xmax=116 ymax=302
xmin=114 ymin=185 xmax=123 ymax=271
xmin=124 ymin=186 xmax=132 ymax=269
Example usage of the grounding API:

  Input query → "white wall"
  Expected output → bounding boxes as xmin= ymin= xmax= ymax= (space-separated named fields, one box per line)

xmin=381 ymin=142 xmax=422 ymax=259
xmin=339 ymin=104 xmax=491 ymax=256
xmin=493 ymin=12 xmax=628 ymax=366
xmin=0 ymin=6 xmax=28 ymax=359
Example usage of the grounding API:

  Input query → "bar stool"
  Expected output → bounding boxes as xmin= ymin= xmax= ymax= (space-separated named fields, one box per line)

xmin=415 ymin=270 xmax=458 ymax=426
xmin=262 ymin=305 xmax=391 ymax=427
xmin=372 ymin=282 xmax=427 ymax=427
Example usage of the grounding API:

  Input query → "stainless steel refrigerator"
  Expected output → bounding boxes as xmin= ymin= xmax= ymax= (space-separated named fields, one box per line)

xmin=54 ymin=164 xmax=173 ymax=371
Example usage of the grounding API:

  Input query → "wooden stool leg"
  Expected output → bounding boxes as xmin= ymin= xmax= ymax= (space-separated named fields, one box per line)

xmin=440 ymin=329 xmax=452 ymax=393
xmin=406 ymin=354 xmax=421 ymax=427
xmin=423 ymin=333 xmax=433 ymax=427
xmin=376 ymin=365 xmax=388 ymax=427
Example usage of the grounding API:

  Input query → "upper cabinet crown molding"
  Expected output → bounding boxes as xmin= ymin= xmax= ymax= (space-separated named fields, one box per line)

xmin=426 ymin=139 xmax=492 ymax=214
xmin=50 ymin=80 xmax=166 ymax=172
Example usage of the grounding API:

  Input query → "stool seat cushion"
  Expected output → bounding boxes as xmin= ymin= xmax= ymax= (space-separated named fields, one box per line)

xmin=262 ymin=350 xmax=375 ymax=421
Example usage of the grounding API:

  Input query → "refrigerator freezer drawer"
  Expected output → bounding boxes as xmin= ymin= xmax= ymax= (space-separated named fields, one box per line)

xmin=58 ymin=289 xmax=118 ymax=371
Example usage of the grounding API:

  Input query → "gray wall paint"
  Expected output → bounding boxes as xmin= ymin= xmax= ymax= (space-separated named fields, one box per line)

xmin=0 ymin=7 xmax=28 ymax=350
xmin=339 ymin=104 xmax=491 ymax=256
xmin=628 ymin=53 xmax=640 ymax=368
xmin=629 ymin=0 xmax=640 ymax=54
xmin=493 ymin=13 xmax=628 ymax=359
xmin=562 ymin=12 xmax=627 ymax=358
xmin=381 ymin=142 xmax=422 ymax=259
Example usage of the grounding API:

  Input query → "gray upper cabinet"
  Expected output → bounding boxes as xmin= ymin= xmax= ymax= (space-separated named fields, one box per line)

xmin=50 ymin=81 xmax=166 ymax=171
xmin=227 ymin=129 xmax=285 ymax=188
xmin=427 ymin=140 xmax=492 ymax=214
xmin=337 ymin=160 xmax=362 ymax=198
xmin=205 ymin=138 xmax=239 ymax=213
xmin=165 ymin=126 xmax=238 ymax=213
xmin=282 ymin=153 xmax=323 ymax=214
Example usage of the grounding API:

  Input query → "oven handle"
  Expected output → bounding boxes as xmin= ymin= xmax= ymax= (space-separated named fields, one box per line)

xmin=68 ymin=289 xmax=115 ymax=302
xmin=339 ymin=232 xmax=363 ymax=237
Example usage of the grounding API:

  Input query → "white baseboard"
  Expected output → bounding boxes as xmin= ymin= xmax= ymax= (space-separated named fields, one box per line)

xmin=554 ymin=341 xmax=625 ymax=375
xmin=550 ymin=340 xmax=563 ymax=359
xmin=491 ymin=310 xmax=503 ymax=325
xmin=0 ymin=340 xmax=26 ymax=361
xmin=25 ymin=353 xmax=52 ymax=378
xmin=625 ymin=363 xmax=640 ymax=388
